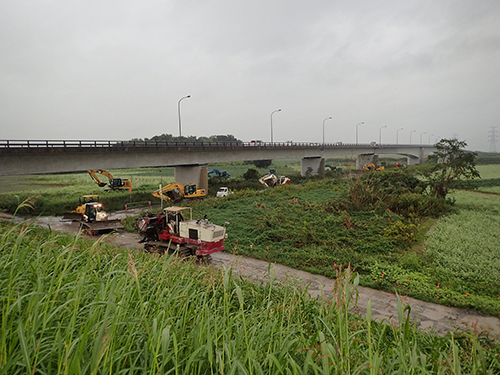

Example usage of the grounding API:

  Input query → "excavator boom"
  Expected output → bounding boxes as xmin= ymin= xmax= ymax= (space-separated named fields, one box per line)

xmin=87 ymin=170 xmax=108 ymax=187
xmin=152 ymin=182 xmax=185 ymax=202
xmin=87 ymin=169 xmax=132 ymax=191
xmin=152 ymin=182 xmax=206 ymax=202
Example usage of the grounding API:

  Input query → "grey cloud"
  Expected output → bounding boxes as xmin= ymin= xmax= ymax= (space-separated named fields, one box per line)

xmin=0 ymin=0 xmax=499 ymax=150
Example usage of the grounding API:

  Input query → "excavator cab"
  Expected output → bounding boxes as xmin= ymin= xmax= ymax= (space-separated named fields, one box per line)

xmin=184 ymin=184 xmax=198 ymax=196
xmin=83 ymin=203 xmax=105 ymax=223
xmin=109 ymin=178 xmax=126 ymax=189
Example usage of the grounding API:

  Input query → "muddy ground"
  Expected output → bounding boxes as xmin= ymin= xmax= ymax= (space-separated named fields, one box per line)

xmin=2 ymin=210 xmax=499 ymax=340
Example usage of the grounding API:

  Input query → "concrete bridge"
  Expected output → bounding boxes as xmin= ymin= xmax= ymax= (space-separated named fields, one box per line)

xmin=0 ymin=139 xmax=436 ymax=187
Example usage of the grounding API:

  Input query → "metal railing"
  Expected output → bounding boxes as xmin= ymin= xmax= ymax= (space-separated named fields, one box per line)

xmin=0 ymin=139 xmax=431 ymax=149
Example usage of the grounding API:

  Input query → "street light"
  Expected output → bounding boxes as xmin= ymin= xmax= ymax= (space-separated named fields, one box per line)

xmin=396 ymin=127 xmax=404 ymax=145
xmin=356 ymin=121 xmax=364 ymax=145
xmin=323 ymin=116 xmax=332 ymax=144
xmin=378 ymin=125 xmax=387 ymax=145
xmin=420 ymin=132 xmax=426 ymax=144
xmin=177 ymin=95 xmax=191 ymax=137
xmin=410 ymin=130 xmax=416 ymax=144
xmin=428 ymin=133 xmax=434 ymax=144
xmin=270 ymin=109 xmax=281 ymax=144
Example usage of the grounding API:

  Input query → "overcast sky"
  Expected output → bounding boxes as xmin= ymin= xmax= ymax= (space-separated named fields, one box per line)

xmin=1 ymin=0 xmax=499 ymax=151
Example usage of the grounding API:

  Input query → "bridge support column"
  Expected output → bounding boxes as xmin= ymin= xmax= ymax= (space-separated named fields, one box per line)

xmin=407 ymin=155 xmax=420 ymax=165
xmin=174 ymin=165 xmax=208 ymax=191
xmin=301 ymin=157 xmax=325 ymax=177
xmin=356 ymin=154 xmax=378 ymax=170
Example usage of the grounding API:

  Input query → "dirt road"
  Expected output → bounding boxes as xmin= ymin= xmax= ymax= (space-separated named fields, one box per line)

xmin=3 ymin=212 xmax=500 ymax=339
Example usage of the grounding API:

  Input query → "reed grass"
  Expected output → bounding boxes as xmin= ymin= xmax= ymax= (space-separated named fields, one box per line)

xmin=1 ymin=221 xmax=499 ymax=374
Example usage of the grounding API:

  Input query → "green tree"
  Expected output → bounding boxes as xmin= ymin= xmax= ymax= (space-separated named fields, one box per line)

xmin=243 ymin=168 xmax=260 ymax=181
xmin=253 ymin=159 xmax=272 ymax=168
xmin=425 ymin=138 xmax=480 ymax=198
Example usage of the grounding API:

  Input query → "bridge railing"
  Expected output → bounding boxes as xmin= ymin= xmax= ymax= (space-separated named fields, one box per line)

xmin=0 ymin=140 xmax=119 ymax=148
xmin=0 ymin=139 xmax=427 ymax=149
xmin=0 ymin=139 xmax=357 ymax=148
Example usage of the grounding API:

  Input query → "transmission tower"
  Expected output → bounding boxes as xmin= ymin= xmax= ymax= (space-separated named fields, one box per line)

xmin=488 ymin=126 xmax=498 ymax=153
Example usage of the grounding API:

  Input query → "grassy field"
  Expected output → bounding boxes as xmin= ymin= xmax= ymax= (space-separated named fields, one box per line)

xmin=467 ymin=164 xmax=500 ymax=194
xmin=424 ymin=191 xmax=500 ymax=297
xmin=1 ymin=163 xmax=500 ymax=316
xmin=0 ymin=167 xmax=175 ymax=194
xmin=193 ymin=177 xmax=500 ymax=316
xmin=1 ymin=221 xmax=499 ymax=374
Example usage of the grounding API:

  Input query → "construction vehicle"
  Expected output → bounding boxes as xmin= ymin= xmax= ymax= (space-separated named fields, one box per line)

xmin=152 ymin=182 xmax=206 ymax=202
xmin=136 ymin=206 xmax=227 ymax=260
xmin=63 ymin=195 xmax=123 ymax=234
xmin=62 ymin=195 xmax=100 ymax=220
xmin=363 ymin=163 xmax=385 ymax=171
xmin=258 ymin=173 xmax=291 ymax=188
xmin=208 ymin=169 xmax=231 ymax=179
xmin=87 ymin=169 xmax=132 ymax=191
xmin=325 ymin=165 xmax=343 ymax=172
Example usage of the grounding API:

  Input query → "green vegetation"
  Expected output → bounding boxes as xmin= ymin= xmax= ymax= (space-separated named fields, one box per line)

xmin=1 ymin=221 xmax=499 ymax=374
xmin=0 ymin=168 xmax=175 ymax=214
xmin=132 ymin=133 xmax=242 ymax=143
xmin=1 ymin=160 xmax=499 ymax=317
xmin=457 ymin=164 xmax=500 ymax=194
xmin=196 ymin=170 xmax=500 ymax=316
xmin=425 ymin=139 xmax=480 ymax=199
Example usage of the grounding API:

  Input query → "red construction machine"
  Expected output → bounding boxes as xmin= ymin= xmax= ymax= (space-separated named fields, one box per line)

xmin=136 ymin=206 xmax=227 ymax=261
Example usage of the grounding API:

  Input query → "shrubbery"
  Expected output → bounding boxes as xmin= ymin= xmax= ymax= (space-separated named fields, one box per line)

xmin=346 ymin=168 xmax=449 ymax=217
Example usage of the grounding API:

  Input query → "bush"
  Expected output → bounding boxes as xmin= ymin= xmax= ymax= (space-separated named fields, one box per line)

xmin=243 ymin=168 xmax=260 ymax=181
xmin=253 ymin=159 xmax=272 ymax=168
xmin=346 ymin=169 xmax=448 ymax=218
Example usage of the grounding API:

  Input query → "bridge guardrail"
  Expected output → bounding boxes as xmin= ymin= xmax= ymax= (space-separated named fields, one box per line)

xmin=0 ymin=139 xmax=429 ymax=149
xmin=0 ymin=140 xmax=348 ymax=148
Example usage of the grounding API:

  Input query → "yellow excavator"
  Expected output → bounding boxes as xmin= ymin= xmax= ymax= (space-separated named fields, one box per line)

xmin=152 ymin=182 xmax=206 ymax=202
xmin=63 ymin=195 xmax=100 ymax=220
xmin=87 ymin=169 xmax=132 ymax=191
xmin=62 ymin=195 xmax=123 ymax=234
xmin=362 ymin=163 xmax=385 ymax=171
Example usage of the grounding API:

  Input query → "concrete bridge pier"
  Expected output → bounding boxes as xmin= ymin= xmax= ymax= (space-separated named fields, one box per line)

xmin=356 ymin=154 xmax=378 ymax=170
xmin=174 ymin=165 xmax=208 ymax=191
xmin=407 ymin=155 xmax=420 ymax=165
xmin=301 ymin=156 xmax=325 ymax=177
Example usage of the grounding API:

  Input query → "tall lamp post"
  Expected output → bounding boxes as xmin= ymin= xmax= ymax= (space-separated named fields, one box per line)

xmin=323 ymin=116 xmax=332 ymax=144
xmin=356 ymin=121 xmax=364 ymax=145
xmin=378 ymin=125 xmax=387 ymax=145
xmin=410 ymin=130 xmax=416 ymax=144
xmin=270 ymin=109 xmax=281 ymax=144
xmin=177 ymin=95 xmax=191 ymax=137
xmin=396 ymin=127 xmax=404 ymax=145
xmin=428 ymin=133 xmax=434 ymax=144
xmin=420 ymin=132 xmax=426 ymax=144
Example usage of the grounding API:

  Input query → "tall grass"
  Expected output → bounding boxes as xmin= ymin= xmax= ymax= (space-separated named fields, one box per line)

xmin=1 ymin=221 xmax=499 ymax=374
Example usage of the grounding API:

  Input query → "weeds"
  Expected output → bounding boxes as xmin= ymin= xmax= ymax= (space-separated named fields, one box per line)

xmin=1 ymin=221 xmax=499 ymax=373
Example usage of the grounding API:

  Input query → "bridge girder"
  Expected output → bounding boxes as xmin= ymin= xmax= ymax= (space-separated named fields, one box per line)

xmin=0 ymin=142 xmax=436 ymax=176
